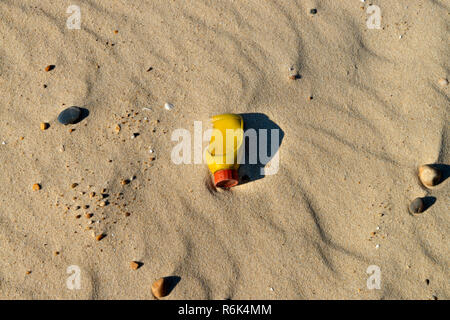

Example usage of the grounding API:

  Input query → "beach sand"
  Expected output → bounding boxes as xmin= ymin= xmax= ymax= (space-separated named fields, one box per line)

xmin=0 ymin=0 xmax=448 ymax=299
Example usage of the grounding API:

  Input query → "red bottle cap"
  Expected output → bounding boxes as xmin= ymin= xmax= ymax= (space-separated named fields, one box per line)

xmin=214 ymin=169 xmax=239 ymax=188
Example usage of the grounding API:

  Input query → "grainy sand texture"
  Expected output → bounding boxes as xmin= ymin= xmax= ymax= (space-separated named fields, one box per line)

xmin=0 ymin=0 xmax=448 ymax=299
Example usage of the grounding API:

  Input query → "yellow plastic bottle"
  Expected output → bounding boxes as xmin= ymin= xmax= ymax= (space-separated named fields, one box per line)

xmin=205 ymin=113 xmax=244 ymax=188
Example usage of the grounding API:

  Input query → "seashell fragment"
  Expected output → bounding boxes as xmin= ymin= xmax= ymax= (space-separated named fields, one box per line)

xmin=418 ymin=165 xmax=442 ymax=189
xmin=438 ymin=78 xmax=448 ymax=87
xmin=164 ymin=103 xmax=174 ymax=111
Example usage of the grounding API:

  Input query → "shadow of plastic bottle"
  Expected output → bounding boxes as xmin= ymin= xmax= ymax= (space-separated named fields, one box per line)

xmin=238 ymin=113 xmax=284 ymax=184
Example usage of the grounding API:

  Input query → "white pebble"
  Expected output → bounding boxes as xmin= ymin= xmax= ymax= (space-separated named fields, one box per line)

xmin=142 ymin=107 xmax=152 ymax=111
xmin=149 ymin=148 xmax=154 ymax=154
xmin=269 ymin=287 xmax=274 ymax=292
xmin=375 ymin=244 xmax=380 ymax=249
xmin=164 ymin=102 xmax=174 ymax=111
xmin=1 ymin=141 xmax=6 ymax=145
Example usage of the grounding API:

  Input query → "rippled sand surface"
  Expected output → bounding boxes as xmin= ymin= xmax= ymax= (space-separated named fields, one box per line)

xmin=0 ymin=0 xmax=448 ymax=299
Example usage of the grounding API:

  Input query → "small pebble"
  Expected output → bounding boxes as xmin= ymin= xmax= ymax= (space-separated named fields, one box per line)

xmin=115 ymin=124 xmax=121 ymax=133
xmin=130 ymin=261 xmax=142 ymax=270
xmin=40 ymin=122 xmax=49 ymax=131
xmin=2 ymin=141 xmax=6 ymax=145
xmin=409 ymin=197 xmax=425 ymax=215
xmin=120 ymin=179 xmax=130 ymax=186
xmin=418 ymin=165 xmax=442 ymax=189
xmin=32 ymin=183 xmax=41 ymax=191
xmin=95 ymin=233 xmax=106 ymax=241
xmin=310 ymin=8 xmax=317 ymax=15
xmin=375 ymin=244 xmax=380 ymax=249
xmin=45 ymin=65 xmax=55 ymax=72
xmin=164 ymin=103 xmax=174 ymax=111
xmin=57 ymin=107 xmax=82 ymax=125
xmin=71 ymin=183 xmax=79 ymax=189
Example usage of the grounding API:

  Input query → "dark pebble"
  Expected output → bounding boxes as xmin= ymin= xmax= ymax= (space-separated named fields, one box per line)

xmin=310 ymin=9 xmax=317 ymax=15
xmin=58 ymin=107 xmax=81 ymax=125
xmin=409 ymin=198 xmax=424 ymax=214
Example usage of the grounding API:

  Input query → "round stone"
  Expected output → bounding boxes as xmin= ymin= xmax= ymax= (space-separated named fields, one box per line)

xmin=409 ymin=198 xmax=425 ymax=215
xmin=57 ymin=107 xmax=82 ymax=125
xmin=151 ymin=278 xmax=168 ymax=299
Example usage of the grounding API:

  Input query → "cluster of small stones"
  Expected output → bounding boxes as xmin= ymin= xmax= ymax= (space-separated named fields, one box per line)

xmin=25 ymin=63 xmax=177 ymax=297
xmin=108 ymin=109 xmax=159 ymax=168
xmin=52 ymin=181 xmax=138 ymax=240
xmin=33 ymin=102 xmax=162 ymax=243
